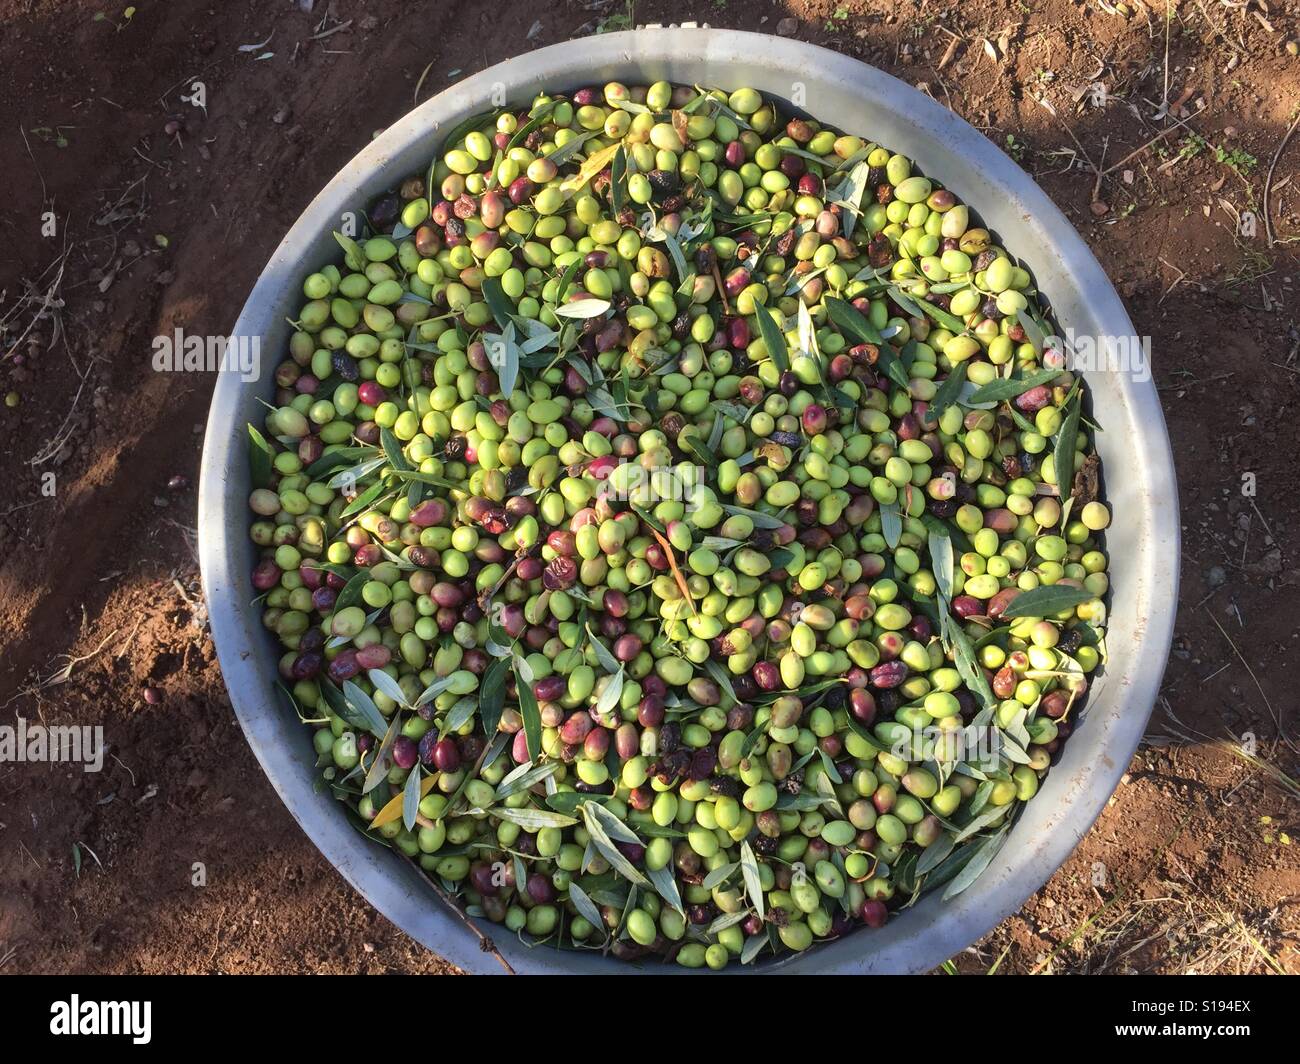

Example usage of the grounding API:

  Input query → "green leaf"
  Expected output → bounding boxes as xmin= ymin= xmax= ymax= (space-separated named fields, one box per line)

xmin=342 ymin=680 xmax=389 ymax=739
xmin=438 ymin=696 xmax=477 ymax=740
xmin=999 ymin=584 xmax=1095 ymax=618
xmin=412 ymin=673 xmax=456 ymax=707
xmin=584 ymin=624 xmax=622 ymax=675
xmin=702 ymin=861 xmax=739 ymax=890
xmin=367 ymin=668 xmax=410 ymax=709
xmin=942 ymin=827 xmax=1010 ymax=900
xmin=610 ymin=145 xmax=628 ymax=216
xmin=825 ymin=295 xmax=882 ymax=344
xmin=739 ymin=840 xmax=765 ymax=920
xmin=1053 ymin=389 xmax=1082 ymax=503
xmin=327 ymin=455 xmax=388 ymax=490
xmin=567 ymin=882 xmax=607 ymax=941
xmin=488 ymin=806 xmax=578 ymax=830
xmin=948 ymin=620 xmax=996 ymax=713
xmin=545 ymin=128 xmax=603 ymax=166
xmin=646 ymin=862 xmax=686 ymax=917
xmin=339 ymin=481 xmax=389 ymax=519
xmin=581 ymin=803 xmax=649 ymax=887
xmin=361 ymin=707 xmax=400 ymax=790
xmin=333 ymin=231 xmax=366 ymax=271
xmin=494 ymin=760 xmax=560 ymax=801
xmin=248 ymin=424 xmax=273 ymax=488
xmin=965 ymin=367 xmax=1060 ymax=404
xmin=554 ymin=298 xmax=612 ymax=320
xmin=332 ymin=570 xmax=369 ymax=615
xmin=1017 ymin=310 xmax=1047 ymax=355
xmin=720 ymin=503 xmax=787 ymax=530
xmin=304 ymin=445 xmax=377 ymax=479
xmin=741 ymin=931 xmax=769 ymax=965
xmin=402 ymin=766 xmax=424 ymax=832
xmin=515 ymin=662 xmax=542 ymax=761
xmin=480 ymin=275 xmax=517 ymax=330
xmin=833 ymin=160 xmax=871 ymax=240
xmin=595 ymin=667 xmax=625 ymax=716
xmin=478 ymin=656 xmax=509 ymax=737
xmin=753 ymin=304 xmax=790 ymax=373
xmin=916 ymin=831 xmax=956 ymax=875
xmin=380 ymin=428 xmax=412 ymax=473
xmin=928 ymin=525 xmax=954 ymax=603
xmin=909 ymin=290 xmax=966 ymax=333
xmin=928 ymin=361 xmax=968 ymax=422
xmin=881 ymin=501 xmax=902 ymax=549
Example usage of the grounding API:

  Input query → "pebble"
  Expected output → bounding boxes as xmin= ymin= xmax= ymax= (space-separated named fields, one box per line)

xmin=1206 ymin=565 xmax=1226 ymax=588
xmin=776 ymin=17 xmax=798 ymax=36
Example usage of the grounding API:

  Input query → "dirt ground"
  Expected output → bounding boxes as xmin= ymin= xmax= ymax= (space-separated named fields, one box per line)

xmin=0 ymin=0 xmax=1296 ymax=975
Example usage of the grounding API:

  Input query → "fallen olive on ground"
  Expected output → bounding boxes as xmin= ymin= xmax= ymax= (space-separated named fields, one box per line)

xmin=249 ymin=80 xmax=1110 ymax=968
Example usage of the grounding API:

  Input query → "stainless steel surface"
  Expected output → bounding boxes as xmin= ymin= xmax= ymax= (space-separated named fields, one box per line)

xmin=198 ymin=28 xmax=1180 ymax=974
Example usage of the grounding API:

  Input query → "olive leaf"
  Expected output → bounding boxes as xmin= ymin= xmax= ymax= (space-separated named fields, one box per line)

xmin=545 ymin=128 xmax=603 ymax=166
xmin=739 ymin=840 xmax=766 ymax=920
xmin=567 ymin=882 xmax=608 ymax=941
xmin=478 ymin=656 xmax=509 ymax=738
xmin=305 ymin=445 xmax=376 ymax=479
xmin=580 ymin=803 xmax=649 ymax=887
xmin=741 ymin=931 xmax=769 ymax=965
xmin=339 ymin=482 xmax=391 ymax=519
xmin=707 ymin=910 xmax=750 ymax=935
xmin=927 ymin=525 xmax=955 ymax=604
xmin=559 ymin=141 xmax=620 ymax=195
xmin=947 ymin=618 xmax=996 ymax=713
xmin=595 ymin=667 xmax=625 ymax=716
xmin=999 ymin=584 xmax=1094 ymax=618
xmin=1053 ymin=388 xmax=1083 ymax=504
xmin=487 ymin=806 xmax=578 ymax=830
xmin=367 ymin=668 xmax=411 ymax=709
xmin=752 ymin=304 xmax=791 ymax=373
xmin=825 ymin=294 xmax=881 ymax=344
xmin=720 ymin=504 xmax=787 ymax=530
xmin=1017 ymin=309 xmax=1047 ymax=355
xmin=646 ymin=863 xmax=686 ymax=917
xmin=248 ymin=424 xmax=273 ymax=489
xmin=554 ymin=298 xmax=612 ymax=319
xmin=506 ymin=99 xmax=557 ymax=151
xmin=413 ymin=673 xmax=457 ymax=707
xmin=928 ymin=361 xmax=968 ymax=422
xmin=327 ymin=455 xmax=388 ymax=489
xmin=965 ymin=367 xmax=1060 ymax=404
xmin=330 ymin=570 xmax=368 ymax=616
xmin=438 ymin=696 xmax=477 ymax=740
xmin=915 ymin=830 xmax=957 ymax=875
xmin=909 ymin=290 xmax=966 ymax=333
xmin=401 ymin=765 xmax=424 ymax=832
xmin=701 ymin=659 xmax=738 ymax=707
xmin=584 ymin=624 xmax=622 ymax=675
xmin=833 ymin=159 xmax=871 ymax=240
xmin=702 ymin=861 xmax=739 ymax=890
xmin=480 ymin=275 xmax=518 ymax=331
xmin=880 ymin=500 xmax=902 ymax=549
xmin=515 ymin=661 xmax=542 ymax=762
xmin=610 ymin=145 xmax=628 ymax=216
xmin=333 ymin=231 xmax=366 ymax=271
xmin=369 ymin=771 xmax=435 ymax=830
xmin=942 ymin=825 xmax=1011 ymax=900
xmin=320 ymin=679 xmax=379 ymax=737
xmin=494 ymin=759 xmax=560 ymax=801
xmin=362 ymin=713 xmax=401 ymax=794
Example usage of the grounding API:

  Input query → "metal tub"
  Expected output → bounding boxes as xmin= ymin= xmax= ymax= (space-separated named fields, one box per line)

xmin=198 ymin=28 xmax=1179 ymax=974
